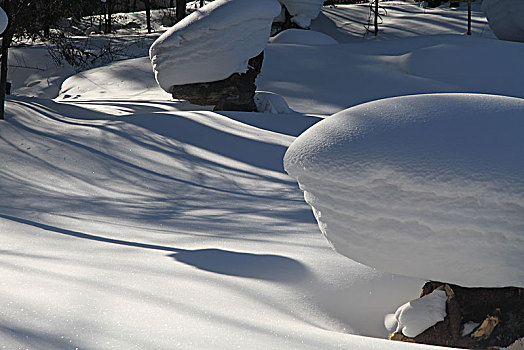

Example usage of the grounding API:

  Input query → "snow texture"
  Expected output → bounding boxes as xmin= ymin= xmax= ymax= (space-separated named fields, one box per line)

xmin=278 ymin=0 xmax=324 ymax=28
xmin=384 ymin=289 xmax=447 ymax=338
xmin=482 ymin=0 xmax=524 ymax=42
xmin=270 ymin=29 xmax=338 ymax=45
xmin=149 ymin=0 xmax=281 ymax=91
xmin=284 ymin=93 xmax=524 ymax=288
xmin=254 ymin=91 xmax=292 ymax=114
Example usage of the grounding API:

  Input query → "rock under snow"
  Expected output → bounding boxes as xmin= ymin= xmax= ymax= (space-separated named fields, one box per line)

xmin=385 ymin=288 xmax=447 ymax=338
xmin=270 ymin=29 xmax=338 ymax=45
xmin=482 ymin=0 xmax=524 ymax=42
xmin=278 ymin=0 xmax=324 ymax=28
xmin=284 ymin=93 xmax=524 ymax=288
xmin=149 ymin=0 xmax=281 ymax=92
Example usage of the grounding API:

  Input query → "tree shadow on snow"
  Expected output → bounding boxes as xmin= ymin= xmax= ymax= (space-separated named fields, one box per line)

xmin=0 ymin=214 xmax=309 ymax=283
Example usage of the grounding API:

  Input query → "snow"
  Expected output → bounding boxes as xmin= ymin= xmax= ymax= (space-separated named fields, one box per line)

xmin=461 ymin=321 xmax=480 ymax=336
xmin=149 ymin=0 xmax=281 ymax=91
xmin=385 ymin=289 xmax=447 ymax=338
xmin=1 ymin=1 xmax=523 ymax=349
xmin=482 ymin=0 xmax=524 ymax=42
xmin=254 ymin=91 xmax=293 ymax=114
xmin=284 ymin=93 xmax=524 ymax=288
xmin=270 ymin=29 xmax=338 ymax=45
xmin=278 ymin=0 xmax=325 ymax=28
xmin=0 ymin=7 xmax=7 ymax=35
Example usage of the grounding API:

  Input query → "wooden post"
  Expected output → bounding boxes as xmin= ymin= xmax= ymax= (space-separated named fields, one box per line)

xmin=374 ymin=0 xmax=379 ymax=36
xmin=467 ymin=0 xmax=472 ymax=35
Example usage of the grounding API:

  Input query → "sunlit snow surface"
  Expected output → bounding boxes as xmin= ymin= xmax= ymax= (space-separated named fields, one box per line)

xmin=149 ymin=0 xmax=281 ymax=90
xmin=284 ymin=93 xmax=524 ymax=287
xmin=1 ymin=1 xmax=523 ymax=349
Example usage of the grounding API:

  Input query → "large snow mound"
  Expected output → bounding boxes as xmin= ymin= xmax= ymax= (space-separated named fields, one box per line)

xmin=149 ymin=0 xmax=281 ymax=91
xmin=284 ymin=93 xmax=524 ymax=288
xmin=270 ymin=29 xmax=338 ymax=45
xmin=278 ymin=0 xmax=324 ymax=28
xmin=482 ymin=0 xmax=524 ymax=42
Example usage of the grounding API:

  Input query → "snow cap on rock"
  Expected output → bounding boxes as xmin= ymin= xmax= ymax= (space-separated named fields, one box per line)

xmin=149 ymin=0 xmax=281 ymax=92
xmin=284 ymin=93 xmax=524 ymax=288
xmin=384 ymin=288 xmax=447 ymax=338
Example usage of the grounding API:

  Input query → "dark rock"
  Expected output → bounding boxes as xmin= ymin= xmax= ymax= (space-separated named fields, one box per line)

xmin=170 ymin=51 xmax=264 ymax=112
xmin=389 ymin=281 xmax=524 ymax=349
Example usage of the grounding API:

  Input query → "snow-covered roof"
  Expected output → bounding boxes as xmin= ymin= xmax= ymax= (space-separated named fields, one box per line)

xmin=284 ymin=93 xmax=524 ymax=288
xmin=149 ymin=0 xmax=281 ymax=92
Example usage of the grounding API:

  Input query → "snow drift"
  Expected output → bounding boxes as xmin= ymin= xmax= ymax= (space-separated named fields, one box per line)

xmin=149 ymin=0 xmax=281 ymax=91
xmin=284 ymin=93 xmax=524 ymax=288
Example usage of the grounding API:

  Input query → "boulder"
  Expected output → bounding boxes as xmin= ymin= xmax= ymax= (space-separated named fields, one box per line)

xmin=170 ymin=52 xmax=263 ymax=111
xmin=389 ymin=282 xmax=524 ymax=349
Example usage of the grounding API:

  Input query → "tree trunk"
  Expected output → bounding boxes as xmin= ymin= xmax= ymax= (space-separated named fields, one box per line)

xmin=200 ymin=0 xmax=204 ymax=7
xmin=0 ymin=34 xmax=13 ymax=121
xmin=0 ymin=0 xmax=13 ymax=121
xmin=176 ymin=0 xmax=185 ymax=21
xmin=144 ymin=0 xmax=151 ymax=33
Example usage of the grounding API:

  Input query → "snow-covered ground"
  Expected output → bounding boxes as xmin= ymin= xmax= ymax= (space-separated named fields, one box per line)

xmin=1 ymin=1 xmax=522 ymax=349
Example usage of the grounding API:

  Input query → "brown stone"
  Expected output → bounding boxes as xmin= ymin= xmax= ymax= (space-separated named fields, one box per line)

xmin=170 ymin=51 xmax=264 ymax=112
xmin=389 ymin=281 xmax=524 ymax=349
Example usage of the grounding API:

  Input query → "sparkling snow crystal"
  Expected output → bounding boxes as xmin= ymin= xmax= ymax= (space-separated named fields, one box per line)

xmin=149 ymin=0 xmax=281 ymax=91
xmin=284 ymin=93 xmax=524 ymax=288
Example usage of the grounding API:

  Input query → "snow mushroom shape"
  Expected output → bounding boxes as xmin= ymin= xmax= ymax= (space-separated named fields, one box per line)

xmin=284 ymin=93 xmax=524 ymax=288
xmin=149 ymin=0 xmax=281 ymax=92
xmin=482 ymin=0 xmax=524 ymax=43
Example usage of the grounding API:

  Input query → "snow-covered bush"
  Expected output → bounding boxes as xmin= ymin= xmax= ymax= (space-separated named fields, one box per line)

xmin=149 ymin=0 xmax=281 ymax=92
xmin=277 ymin=0 xmax=325 ymax=28
xmin=482 ymin=0 xmax=524 ymax=42
xmin=284 ymin=93 xmax=524 ymax=288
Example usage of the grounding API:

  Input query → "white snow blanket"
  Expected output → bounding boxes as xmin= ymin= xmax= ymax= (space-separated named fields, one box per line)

xmin=149 ymin=0 xmax=281 ymax=91
xmin=482 ymin=0 xmax=524 ymax=42
xmin=385 ymin=289 xmax=447 ymax=338
xmin=278 ymin=0 xmax=324 ymax=28
xmin=284 ymin=93 xmax=524 ymax=288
